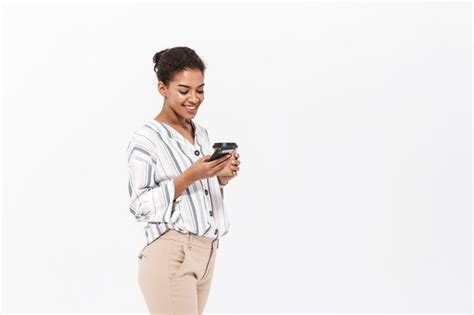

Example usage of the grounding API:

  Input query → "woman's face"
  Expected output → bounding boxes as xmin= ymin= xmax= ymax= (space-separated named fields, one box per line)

xmin=158 ymin=68 xmax=205 ymax=120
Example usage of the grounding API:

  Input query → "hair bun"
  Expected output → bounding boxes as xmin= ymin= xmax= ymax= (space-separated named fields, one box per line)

xmin=153 ymin=49 xmax=170 ymax=68
xmin=151 ymin=47 xmax=206 ymax=85
xmin=152 ymin=52 xmax=160 ymax=64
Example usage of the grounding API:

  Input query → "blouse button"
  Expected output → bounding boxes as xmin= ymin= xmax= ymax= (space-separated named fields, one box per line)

xmin=194 ymin=150 xmax=200 ymax=156
xmin=214 ymin=229 xmax=218 ymax=235
xmin=209 ymin=211 xmax=213 ymax=216
xmin=205 ymin=189 xmax=209 ymax=195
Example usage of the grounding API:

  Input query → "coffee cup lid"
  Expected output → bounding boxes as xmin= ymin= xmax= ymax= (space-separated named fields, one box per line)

xmin=212 ymin=142 xmax=238 ymax=149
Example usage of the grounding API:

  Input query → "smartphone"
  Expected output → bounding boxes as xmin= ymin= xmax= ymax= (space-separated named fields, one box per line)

xmin=206 ymin=142 xmax=238 ymax=162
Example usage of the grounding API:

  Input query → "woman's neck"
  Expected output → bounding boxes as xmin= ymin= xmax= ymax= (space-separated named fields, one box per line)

xmin=154 ymin=109 xmax=191 ymax=130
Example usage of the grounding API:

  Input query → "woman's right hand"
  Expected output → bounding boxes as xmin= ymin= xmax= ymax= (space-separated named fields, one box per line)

xmin=185 ymin=153 xmax=232 ymax=182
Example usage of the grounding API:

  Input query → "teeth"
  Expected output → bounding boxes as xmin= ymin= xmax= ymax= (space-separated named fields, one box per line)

xmin=185 ymin=105 xmax=197 ymax=109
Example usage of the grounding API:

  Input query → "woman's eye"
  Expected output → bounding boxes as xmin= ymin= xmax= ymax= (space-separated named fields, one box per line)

xmin=179 ymin=90 xmax=204 ymax=95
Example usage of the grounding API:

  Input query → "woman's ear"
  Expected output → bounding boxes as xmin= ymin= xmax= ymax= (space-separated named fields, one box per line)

xmin=157 ymin=81 xmax=168 ymax=98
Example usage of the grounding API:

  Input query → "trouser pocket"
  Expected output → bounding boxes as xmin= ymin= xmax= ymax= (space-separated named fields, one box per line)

xmin=138 ymin=234 xmax=169 ymax=260
xmin=168 ymin=240 xmax=188 ymax=279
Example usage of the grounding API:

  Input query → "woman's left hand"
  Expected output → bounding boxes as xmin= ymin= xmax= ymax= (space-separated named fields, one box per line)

xmin=217 ymin=151 xmax=240 ymax=185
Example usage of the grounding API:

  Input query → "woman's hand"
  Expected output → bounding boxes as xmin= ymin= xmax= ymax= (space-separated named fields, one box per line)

xmin=185 ymin=153 xmax=232 ymax=182
xmin=217 ymin=151 xmax=240 ymax=185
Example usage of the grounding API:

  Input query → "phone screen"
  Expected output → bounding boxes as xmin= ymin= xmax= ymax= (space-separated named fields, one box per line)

xmin=207 ymin=148 xmax=235 ymax=162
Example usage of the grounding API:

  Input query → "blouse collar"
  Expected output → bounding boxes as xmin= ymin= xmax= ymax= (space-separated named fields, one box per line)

xmin=149 ymin=118 xmax=200 ymax=149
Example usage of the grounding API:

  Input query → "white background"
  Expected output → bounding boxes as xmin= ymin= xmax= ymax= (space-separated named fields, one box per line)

xmin=2 ymin=1 xmax=472 ymax=313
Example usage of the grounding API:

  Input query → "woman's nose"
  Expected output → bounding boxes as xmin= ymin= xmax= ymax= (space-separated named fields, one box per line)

xmin=189 ymin=92 xmax=200 ymax=103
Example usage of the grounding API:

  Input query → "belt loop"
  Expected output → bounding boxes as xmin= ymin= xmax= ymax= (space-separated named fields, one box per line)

xmin=187 ymin=232 xmax=193 ymax=246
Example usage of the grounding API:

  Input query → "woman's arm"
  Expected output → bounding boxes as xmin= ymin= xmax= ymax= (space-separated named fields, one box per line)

xmin=128 ymin=132 xmax=186 ymax=223
xmin=174 ymin=154 xmax=231 ymax=199
xmin=173 ymin=171 xmax=196 ymax=201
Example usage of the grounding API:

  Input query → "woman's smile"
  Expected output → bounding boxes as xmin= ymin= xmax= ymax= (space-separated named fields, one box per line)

xmin=183 ymin=104 xmax=199 ymax=113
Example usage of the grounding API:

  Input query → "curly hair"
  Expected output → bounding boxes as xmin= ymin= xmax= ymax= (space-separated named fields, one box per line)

xmin=152 ymin=47 xmax=206 ymax=87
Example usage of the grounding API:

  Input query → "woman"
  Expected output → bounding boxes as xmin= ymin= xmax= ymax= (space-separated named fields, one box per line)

xmin=126 ymin=46 xmax=240 ymax=314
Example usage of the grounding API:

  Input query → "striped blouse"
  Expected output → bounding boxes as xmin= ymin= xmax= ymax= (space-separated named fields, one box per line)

xmin=126 ymin=119 xmax=230 ymax=248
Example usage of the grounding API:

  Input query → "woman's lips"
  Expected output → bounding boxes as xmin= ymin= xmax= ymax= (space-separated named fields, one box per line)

xmin=183 ymin=105 xmax=198 ymax=113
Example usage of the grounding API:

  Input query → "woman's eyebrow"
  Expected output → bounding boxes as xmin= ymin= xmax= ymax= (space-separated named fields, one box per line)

xmin=177 ymin=83 xmax=205 ymax=88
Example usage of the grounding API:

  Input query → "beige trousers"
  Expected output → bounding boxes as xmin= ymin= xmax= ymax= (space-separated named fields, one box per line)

xmin=137 ymin=229 xmax=219 ymax=315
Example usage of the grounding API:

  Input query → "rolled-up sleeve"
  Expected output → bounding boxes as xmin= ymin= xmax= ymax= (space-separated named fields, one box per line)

xmin=127 ymin=133 xmax=182 ymax=223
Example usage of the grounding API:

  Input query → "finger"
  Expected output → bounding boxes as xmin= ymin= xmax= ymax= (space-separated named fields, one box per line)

xmin=211 ymin=154 xmax=231 ymax=165
xmin=202 ymin=155 xmax=211 ymax=161
xmin=216 ymin=162 xmax=230 ymax=172
xmin=214 ymin=155 xmax=231 ymax=167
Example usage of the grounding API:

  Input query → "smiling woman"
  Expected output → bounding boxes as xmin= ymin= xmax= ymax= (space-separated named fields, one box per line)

xmin=153 ymin=47 xmax=206 ymax=124
xmin=127 ymin=46 xmax=241 ymax=315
